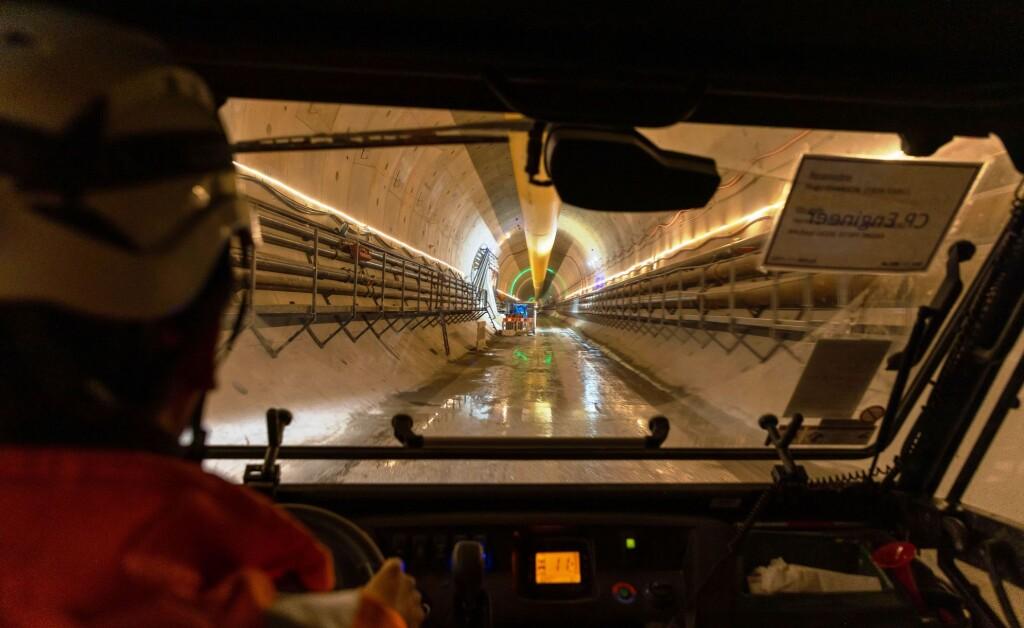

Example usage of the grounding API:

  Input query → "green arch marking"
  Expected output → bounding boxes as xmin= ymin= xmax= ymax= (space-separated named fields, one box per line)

xmin=508 ymin=268 xmax=533 ymax=295
xmin=508 ymin=267 xmax=567 ymax=297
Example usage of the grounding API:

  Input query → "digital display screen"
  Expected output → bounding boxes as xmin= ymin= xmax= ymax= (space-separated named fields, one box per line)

xmin=534 ymin=551 xmax=581 ymax=584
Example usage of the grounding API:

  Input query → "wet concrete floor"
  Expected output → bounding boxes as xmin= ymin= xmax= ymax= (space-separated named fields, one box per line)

xmin=288 ymin=319 xmax=825 ymax=484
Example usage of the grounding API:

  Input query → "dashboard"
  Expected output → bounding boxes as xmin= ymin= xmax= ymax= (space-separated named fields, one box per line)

xmin=273 ymin=484 xmax=921 ymax=628
xmin=365 ymin=517 xmax=689 ymax=627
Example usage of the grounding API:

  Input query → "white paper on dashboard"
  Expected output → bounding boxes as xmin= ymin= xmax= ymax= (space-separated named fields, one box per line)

xmin=747 ymin=557 xmax=884 ymax=594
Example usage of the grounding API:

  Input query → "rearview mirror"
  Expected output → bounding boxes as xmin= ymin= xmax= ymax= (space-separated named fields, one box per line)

xmin=544 ymin=127 xmax=720 ymax=212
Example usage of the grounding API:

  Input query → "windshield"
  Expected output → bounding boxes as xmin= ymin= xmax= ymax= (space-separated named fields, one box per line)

xmin=202 ymin=102 xmax=1018 ymax=484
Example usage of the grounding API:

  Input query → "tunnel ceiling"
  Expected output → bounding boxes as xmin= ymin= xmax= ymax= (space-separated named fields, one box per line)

xmin=498 ymin=230 xmax=584 ymax=302
xmin=223 ymin=100 xmax=976 ymax=302
xmin=222 ymin=101 xmax=511 ymax=275
xmin=448 ymin=111 xmax=531 ymax=285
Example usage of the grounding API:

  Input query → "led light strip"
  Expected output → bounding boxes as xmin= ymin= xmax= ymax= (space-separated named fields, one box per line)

xmin=567 ymin=203 xmax=782 ymax=299
xmin=565 ymin=147 xmax=915 ymax=300
xmin=234 ymin=161 xmax=466 ymax=277
xmin=495 ymin=288 xmax=518 ymax=301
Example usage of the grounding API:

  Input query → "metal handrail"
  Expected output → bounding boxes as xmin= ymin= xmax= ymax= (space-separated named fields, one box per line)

xmin=230 ymin=192 xmax=487 ymax=356
xmin=244 ymin=196 xmax=478 ymax=306
xmin=555 ymin=244 xmax=914 ymax=364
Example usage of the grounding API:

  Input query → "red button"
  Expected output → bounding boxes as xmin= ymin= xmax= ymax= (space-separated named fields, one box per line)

xmin=612 ymin=581 xmax=637 ymax=604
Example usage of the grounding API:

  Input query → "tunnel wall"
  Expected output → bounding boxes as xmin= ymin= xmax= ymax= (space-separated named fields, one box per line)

xmin=559 ymin=126 xmax=921 ymax=298
xmin=221 ymin=100 xmax=501 ymax=274
xmin=206 ymin=320 xmax=481 ymax=448
xmin=555 ymin=133 xmax=1014 ymax=426
xmin=202 ymin=100 xmax=497 ymax=454
xmin=553 ymin=313 xmax=894 ymax=436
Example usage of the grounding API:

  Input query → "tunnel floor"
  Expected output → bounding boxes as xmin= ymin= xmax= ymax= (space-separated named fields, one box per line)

xmin=283 ymin=317 xmax=850 ymax=484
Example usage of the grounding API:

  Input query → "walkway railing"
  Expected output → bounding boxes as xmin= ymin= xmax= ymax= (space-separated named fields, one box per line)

xmin=470 ymin=245 xmax=500 ymax=327
xmin=230 ymin=179 xmax=488 ymax=357
xmin=556 ymin=244 xmax=911 ymax=362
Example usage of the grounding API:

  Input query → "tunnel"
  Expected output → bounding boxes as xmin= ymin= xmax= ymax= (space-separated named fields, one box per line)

xmin=204 ymin=98 xmax=1017 ymax=483
xmin=13 ymin=6 xmax=1024 ymax=627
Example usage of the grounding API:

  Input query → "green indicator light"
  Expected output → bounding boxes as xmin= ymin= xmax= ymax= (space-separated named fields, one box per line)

xmin=625 ymin=537 xmax=636 ymax=550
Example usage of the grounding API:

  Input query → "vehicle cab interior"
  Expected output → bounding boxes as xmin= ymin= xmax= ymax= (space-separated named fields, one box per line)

xmin=10 ymin=3 xmax=1024 ymax=627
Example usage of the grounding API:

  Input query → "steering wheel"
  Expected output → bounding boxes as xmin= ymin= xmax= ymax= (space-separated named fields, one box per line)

xmin=280 ymin=503 xmax=385 ymax=589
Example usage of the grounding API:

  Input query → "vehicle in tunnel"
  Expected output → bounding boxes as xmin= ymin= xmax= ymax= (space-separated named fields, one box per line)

xmin=499 ymin=303 xmax=535 ymax=337
xmin=7 ymin=3 xmax=1024 ymax=627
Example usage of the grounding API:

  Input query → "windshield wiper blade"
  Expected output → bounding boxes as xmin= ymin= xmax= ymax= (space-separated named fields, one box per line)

xmin=390 ymin=414 xmax=670 ymax=450
xmin=197 ymin=444 xmax=871 ymax=461
xmin=197 ymin=409 xmax=873 ymax=463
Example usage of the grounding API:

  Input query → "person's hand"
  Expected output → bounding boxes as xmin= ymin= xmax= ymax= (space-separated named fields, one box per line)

xmin=364 ymin=558 xmax=425 ymax=628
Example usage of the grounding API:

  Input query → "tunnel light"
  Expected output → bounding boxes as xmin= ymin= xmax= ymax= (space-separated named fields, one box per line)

xmin=566 ymin=202 xmax=782 ymax=299
xmin=496 ymin=288 xmax=518 ymax=301
xmin=612 ymin=203 xmax=781 ymax=282
xmin=876 ymin=149 xmax=908 ymax=160
xmin=531 ymin=233 xmax=557 ymax=257
xmin=563 ymin=143 xmax=919 ymax=300
xmin=233 ymin=162 xmax=466 ymax=277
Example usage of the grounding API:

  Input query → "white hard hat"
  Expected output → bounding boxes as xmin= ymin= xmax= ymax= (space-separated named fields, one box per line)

xmin=0 ymin=3 xmax=249 ymax=321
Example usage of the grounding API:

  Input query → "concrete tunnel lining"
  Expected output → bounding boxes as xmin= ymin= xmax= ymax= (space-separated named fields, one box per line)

xmin=204 ymin=99 xmax=1015 ymax=485
xmin=209 ymin=98 xmax=709 ymax=476
xmin=221 ymin=100 xmax=604 ymax=302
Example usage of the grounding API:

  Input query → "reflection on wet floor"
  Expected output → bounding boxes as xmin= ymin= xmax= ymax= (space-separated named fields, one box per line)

xmin=285 ymin=319 xmax=811 ymax=484
xmin=396 ymin=325 xmax=760 ymax=445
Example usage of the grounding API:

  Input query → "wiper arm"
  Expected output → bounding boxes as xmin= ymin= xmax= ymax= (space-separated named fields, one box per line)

xmin=391 ymin=414 xmax=670 ymax=450
xmin=201 ymin=411 xmax=876 ymax=462
xmin=874 ymin=240 xmax=976 ymax=454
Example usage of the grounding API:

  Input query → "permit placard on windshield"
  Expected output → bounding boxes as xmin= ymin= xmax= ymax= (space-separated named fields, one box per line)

xmin=763 ymin=155 xmax=981 ymax=272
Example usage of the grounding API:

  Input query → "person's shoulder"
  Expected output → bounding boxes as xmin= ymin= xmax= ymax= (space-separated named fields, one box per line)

xmin=0 ymin=446 xmax=260 ymax=504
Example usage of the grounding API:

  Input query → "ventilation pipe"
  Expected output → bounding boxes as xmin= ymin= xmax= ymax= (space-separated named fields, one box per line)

xmin=507 ymin=118 xmax=560 ymax=300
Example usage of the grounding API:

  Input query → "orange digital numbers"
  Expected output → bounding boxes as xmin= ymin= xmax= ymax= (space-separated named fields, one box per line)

xmin=534 ymin=551 xmax=582 ymax=584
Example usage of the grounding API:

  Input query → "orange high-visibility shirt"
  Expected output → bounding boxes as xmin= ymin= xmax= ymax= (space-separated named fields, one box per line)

xmin=0 ymin=447 xmax=403 ymax=628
